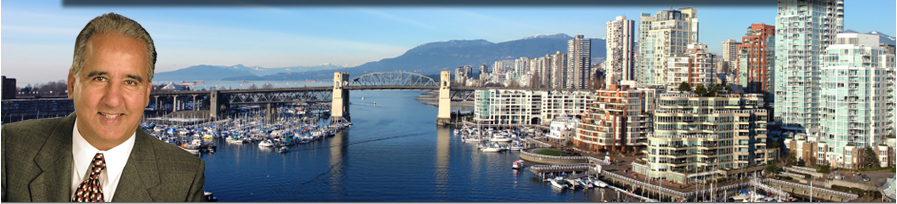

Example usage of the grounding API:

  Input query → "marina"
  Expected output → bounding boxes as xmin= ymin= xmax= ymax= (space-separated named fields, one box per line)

xmin=133 ymin=90 xmax=866 ymax=202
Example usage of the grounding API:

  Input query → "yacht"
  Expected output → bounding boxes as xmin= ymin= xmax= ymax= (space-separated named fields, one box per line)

xmin=490 ymin=132 xmax=512 ymax=142
xmin=258 ymin=140 xmax=275 ymax=147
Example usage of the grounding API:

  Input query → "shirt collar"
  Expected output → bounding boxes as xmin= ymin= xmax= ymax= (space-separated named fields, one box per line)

xmin=72 ymin=117 xmax=136 ymax=180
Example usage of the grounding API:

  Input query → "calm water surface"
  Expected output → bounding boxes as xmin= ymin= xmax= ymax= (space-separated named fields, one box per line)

xmin=200 ymin=90 xmax=609 ymax=202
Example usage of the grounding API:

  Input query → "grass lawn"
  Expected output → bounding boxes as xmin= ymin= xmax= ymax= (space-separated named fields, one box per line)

xmin=532 ymin=148 xmax=567 ymax=156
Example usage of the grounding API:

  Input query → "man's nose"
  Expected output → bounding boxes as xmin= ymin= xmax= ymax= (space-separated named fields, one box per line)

xmin=102 ymin=82 xmax=124 ymax=108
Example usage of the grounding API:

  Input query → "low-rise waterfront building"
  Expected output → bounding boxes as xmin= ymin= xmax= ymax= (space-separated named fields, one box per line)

xmin=473 ymin=89 xmax=591 ymax=126
xmin=575 ymin=84 xmax=651 ymax=153
xmin=547 ymin=114 xmax=577 ymax=143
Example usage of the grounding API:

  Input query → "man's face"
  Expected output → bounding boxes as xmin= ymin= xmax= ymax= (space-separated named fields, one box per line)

xmin=68 ymin=33 xmax=151 ymax=150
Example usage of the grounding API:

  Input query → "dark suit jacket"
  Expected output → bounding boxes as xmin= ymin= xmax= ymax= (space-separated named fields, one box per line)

xmin=2 ymin=114 xmax=206 ymax=202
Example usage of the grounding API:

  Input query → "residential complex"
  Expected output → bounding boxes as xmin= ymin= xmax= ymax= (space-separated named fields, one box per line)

xmin=606 ymin=15 xmax=637 ymax=85
xmin=473 ymin=89 xmax=591 ymax=126
xmin=816 ymin=32 xmax=895 ymax=168
xmin=737 ymin=23 xmax=775 ymax=94
xmin=575 ymin=84 xmax=652 ymax=153
xmin=665 ymin=43 xmax=716 ymax=90
xmin=637 ymin=7 xmax=699 ymax=86
xmin=640 ymin=93 xmax=775 ymax=183
xmin=773 ymin=0 xmax=844 ymax=133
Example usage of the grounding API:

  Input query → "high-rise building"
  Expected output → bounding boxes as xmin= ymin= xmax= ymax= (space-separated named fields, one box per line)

xmin=550 ymin=51 xmax=568 ymax=89
xmin=637 ymin=7 xmax=699 ymax=87
xmin=568 ymin=35 xmax=591 ymax=89
xmin=666 ymin=43 xmax=716 ymax=90
xmin=606 ymin=16 xmax=637 ymax=86
xmin=817 ymin=32 xmax=895 ymax=168
xmin=455 ymin=65 xmax=472 ymax=85
xmin=639 ymin=93 xmax=774 ymax=183
xmin=721 ymin=39 xmax=740 ymax=63
xmin=737 ymin=23 xmax=775 ymax=94
xmin=774 ymin=0 xmax=844 ymax=133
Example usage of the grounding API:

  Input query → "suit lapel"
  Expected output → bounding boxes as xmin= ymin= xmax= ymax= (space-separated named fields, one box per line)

xmin=29 ymin=115 xmax=75 ymax=202
xmin=112 ymin=131 xmax=161 ymax=202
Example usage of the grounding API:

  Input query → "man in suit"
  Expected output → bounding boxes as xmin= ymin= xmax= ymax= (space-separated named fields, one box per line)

xmin=1 ymin=13 xmax=206 ymax=202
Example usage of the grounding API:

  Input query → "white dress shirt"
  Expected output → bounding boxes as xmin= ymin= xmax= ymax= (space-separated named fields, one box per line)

xmin=71 ymin=118 xmax=136 ymax=201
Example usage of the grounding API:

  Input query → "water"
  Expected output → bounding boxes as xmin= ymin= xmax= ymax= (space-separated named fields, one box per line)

xmin=200 ymin=90 xmax=613 ymax=202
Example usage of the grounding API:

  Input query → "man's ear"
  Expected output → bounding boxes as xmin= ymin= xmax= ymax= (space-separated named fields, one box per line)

xmin=67 ymin=68 xmax=75 ymax=99
xmin=145 ymin=81 xmax=153 ymax=107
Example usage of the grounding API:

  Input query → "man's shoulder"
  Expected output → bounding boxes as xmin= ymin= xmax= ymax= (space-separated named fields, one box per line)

xmin=1 ymin=117 xmax=70 ymax=144
xmin=137 ymin=132 xmax=203 ymax=166
xmin=2 ymin=117 xmax=69 ymax=133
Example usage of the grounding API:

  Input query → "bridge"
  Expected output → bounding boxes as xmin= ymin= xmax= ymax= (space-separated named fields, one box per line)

xmin=151 ymin=71 xmax=478 ymax=124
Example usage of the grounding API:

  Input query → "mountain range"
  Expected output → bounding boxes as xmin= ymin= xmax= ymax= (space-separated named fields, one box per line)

xmin=153 ymin=33 xmax=606 ymax=82
xmin=154 ymin=31 xmax=896 ymax=82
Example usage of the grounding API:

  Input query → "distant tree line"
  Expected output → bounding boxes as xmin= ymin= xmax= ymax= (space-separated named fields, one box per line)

xmin=18 ymin=80 xmax=67 ymax=97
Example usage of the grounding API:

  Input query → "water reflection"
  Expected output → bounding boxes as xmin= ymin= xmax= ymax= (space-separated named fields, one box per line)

xmin=435 ymin=126 xmax=451 ymax=200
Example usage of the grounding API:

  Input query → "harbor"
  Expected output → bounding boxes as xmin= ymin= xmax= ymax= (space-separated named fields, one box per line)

xmin=133 ymin=90 xmax=870 ymax=202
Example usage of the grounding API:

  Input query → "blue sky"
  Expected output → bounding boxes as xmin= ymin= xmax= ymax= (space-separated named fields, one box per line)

xmin=2 ymin=0 xmax=895 ymax=85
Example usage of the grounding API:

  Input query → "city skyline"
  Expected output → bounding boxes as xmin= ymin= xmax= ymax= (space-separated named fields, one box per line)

xmin=2 ymin=0 xmax=895 ymax=85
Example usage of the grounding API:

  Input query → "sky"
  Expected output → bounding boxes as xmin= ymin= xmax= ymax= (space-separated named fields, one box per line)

xmin=2 ymin=0 xmax=895 ymax=85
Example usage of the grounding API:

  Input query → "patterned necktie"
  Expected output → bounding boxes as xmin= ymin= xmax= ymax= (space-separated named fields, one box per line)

xmin=72 ymin=153 xmax=106 ymax=202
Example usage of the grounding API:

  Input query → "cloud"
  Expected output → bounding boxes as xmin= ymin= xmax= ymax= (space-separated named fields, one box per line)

xmin=355 ymin=8 xmax=438 ymax=31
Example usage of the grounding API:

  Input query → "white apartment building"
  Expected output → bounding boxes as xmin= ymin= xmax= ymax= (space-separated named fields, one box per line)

xmin=550 ymin=51 xmax=568 ymax=89
xmin=606 ymin=15 xmax=637 ymax=85
xmin=473 ymin=89 xmax=591 ymax=126
xmin=817 ymin=32 xmax=895 ymax=168
xmin=774 ymin=0 xmax=844 ymax=133
xmin=666 ymin=43 xmax=717 ymax=91
xmin=637 ymin=7 xmax=699 ymax=86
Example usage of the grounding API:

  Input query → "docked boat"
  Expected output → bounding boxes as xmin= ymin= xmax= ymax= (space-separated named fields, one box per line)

xmin=549 ymin=178 xmax=573 ymax=189
xmin=489 ymin=133 xmax=512 ymax=142
xmin=226 ymin=136 xmax=244 ymax=144
xmin=278 ymin=146 xmax=289 ymax=153
xmin=512 ymin=160 xmax=525 ymax=169
xmin=590 ymin=178 xmax=608 ymax=188
xmin=258 ymin=140 xmax=275 ymax=147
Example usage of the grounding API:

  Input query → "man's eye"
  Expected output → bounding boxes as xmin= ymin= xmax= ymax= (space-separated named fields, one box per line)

xmin=125 ymin=80 xmax=137 ymax=85
xmin=94 ymin=77 xmax=107 ymax=81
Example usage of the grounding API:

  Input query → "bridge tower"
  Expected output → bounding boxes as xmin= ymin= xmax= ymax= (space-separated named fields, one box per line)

xmin=436 ymin=71 xmax=451 ymax=125
xmin=332 ymin=72 xmax=350 ymax=122
xmin=210 ymin=91 xmax=219 ymax=119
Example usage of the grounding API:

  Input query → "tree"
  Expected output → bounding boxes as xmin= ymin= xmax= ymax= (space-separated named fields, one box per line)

xmin=864 ymin=146 xmax=880 ymax=169
xmin=818 ymin=165 xmax=830 ymax=173
xmin=766 ymin=164 xmax=780 ymax=175
xmin=678 ymin=82 xmax=691 ymax=92
xmin=695 ymin=84 xmax=708 ymax=96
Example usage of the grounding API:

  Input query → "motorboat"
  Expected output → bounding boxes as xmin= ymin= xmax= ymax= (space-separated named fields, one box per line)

xmin=590 ymin=178 xmax=608 ymax=188
xmin=226 ymin=136 xmax=244 ymax=144
xmin=550 ymin=178 xmax=573 ymax=190
xmin=278 ymin=146 xmax=289 ymax=153
xmin=512 ymin=160 xmax=525 ymax=169
xmin=258 ymin=140 xmax=275 ymax=147
xmin=204 ymin=191 xmax=218 ymax=202
xmin=490 ymin=133 xmax=512 ymax=142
